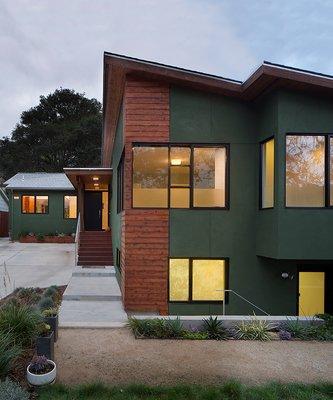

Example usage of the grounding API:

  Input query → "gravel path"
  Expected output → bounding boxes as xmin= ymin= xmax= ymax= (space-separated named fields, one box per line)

xmin=55 ymin=328 xmax=333 ymax=385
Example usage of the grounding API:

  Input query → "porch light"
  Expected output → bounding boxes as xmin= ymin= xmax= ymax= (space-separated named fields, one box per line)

xmin=94 ymin=183 xmax=99 ymax=187
xmin=92 ymin=176 xmax=99 ymax=181
xmin=171 ymin=159 xmax=182 ymax=166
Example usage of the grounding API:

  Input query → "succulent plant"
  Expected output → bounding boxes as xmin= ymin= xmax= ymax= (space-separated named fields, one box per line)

xmin=279 ymin=330 xmax=292 ymax=340
xmin=29 ymin=355 xmax=50 ymax=374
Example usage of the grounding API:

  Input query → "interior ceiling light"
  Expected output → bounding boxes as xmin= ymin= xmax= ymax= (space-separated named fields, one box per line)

xmin=171 ymin=159 xmax=182 ymax=166
xmin=92 ymin=176 xmax=99 ymax=181
xmin=94 ymin=183 xmax=99 ymax=186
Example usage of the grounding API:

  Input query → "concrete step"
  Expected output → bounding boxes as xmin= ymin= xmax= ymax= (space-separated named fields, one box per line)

xmin=72 ymin=266 xmax=115 ymax=277
xmin=78 ymin=250 xmax=113 ymax=255
xmin=79 ymin=261 xmax=114 ymax=266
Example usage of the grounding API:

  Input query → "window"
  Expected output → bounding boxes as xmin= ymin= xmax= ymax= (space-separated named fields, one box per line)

xmin=64 ymin=195 xmax=77 ymax=219
xmin=169 ymin=258 xmax=227 ymax=302
xmin=116 ymin=248 xmax=121 ymax=273
xmin=22 ymin=195 xmax=48 ymax=214
xmin=117 ymin=154 xmax=124 ymax=213
xmin=330 ymin=137 xmax=333 ymax=206
xmin=132 ymin=144 xmax=228 ymax=208
xmin=260 ymin=138 xmax=275 ymax=208
xmin=286 ymin=135 xmax=326 ymax=207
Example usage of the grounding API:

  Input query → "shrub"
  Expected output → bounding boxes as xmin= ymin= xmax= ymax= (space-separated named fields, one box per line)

xmin=166 ymin=318 xmax=184 ymax=338
xmin=36 ymin=233 xmax=45 ymax=242
xmin=234 ymin=318 xmax=273 ymax=341
xmin=17 ymin=287 xmax=41 ymax=305
xmin=0 ymin=379 xmax=29 ymax=400
xmin=279 ymin=330 xmax=292 ymax=340
xmin=0 ymin=302 xmax=43 ymax=346
xmin=182 ymin=331 xmax=209 ymax=340
xmin=38 ymin=296 xmax=55 ymax=311
xmin=203 ymin=316 xmax=229 ymax=340
xmin=0 ymin=332 xmax=22 ymax=378
xmin=43 ymin=286 xmax=58 ymax=298
xmin=128 ymin=318 xmax=185 ymax=339
xmin=42 ymin=307 xmax=58 ymax=317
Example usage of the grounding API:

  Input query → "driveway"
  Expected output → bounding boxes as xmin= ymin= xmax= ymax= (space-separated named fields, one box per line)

xmin=0 ymin=238 xmax=74 ymax=297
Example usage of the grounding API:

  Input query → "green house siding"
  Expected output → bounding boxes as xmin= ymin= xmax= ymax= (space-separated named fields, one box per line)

xmin=110 ymin=106 xmax=124 ymax=282
xmin=9 ymin=190 xmax=77 ymax=240
xmin=169 ymin=85 xmax=300 ymax=315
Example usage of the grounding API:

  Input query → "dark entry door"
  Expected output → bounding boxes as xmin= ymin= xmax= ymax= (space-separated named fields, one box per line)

xmin=84 ymin=192 xmax=102 ymax=230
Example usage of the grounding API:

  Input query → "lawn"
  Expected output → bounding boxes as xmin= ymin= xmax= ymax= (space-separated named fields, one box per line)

xmin=39 ymin=382 xmax=333 ymax=400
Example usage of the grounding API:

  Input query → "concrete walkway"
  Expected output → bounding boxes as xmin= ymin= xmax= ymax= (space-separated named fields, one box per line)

xmin=0 ymin=238 xmax=74 ymax=298
xmin=59 ymin=266 xmax=128 ymax=328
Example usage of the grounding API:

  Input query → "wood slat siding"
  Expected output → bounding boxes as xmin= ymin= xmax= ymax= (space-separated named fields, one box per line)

xmin=0 ymin=211 xmax=9 ymax=237
xmin=121 ymin=77 xmax=169 ymax=314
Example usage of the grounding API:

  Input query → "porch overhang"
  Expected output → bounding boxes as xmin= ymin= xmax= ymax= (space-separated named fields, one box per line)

xmin=63 ymin=168 xmax=112 ymax=189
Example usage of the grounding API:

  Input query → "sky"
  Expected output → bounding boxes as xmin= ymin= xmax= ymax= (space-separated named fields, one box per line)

xmin=1 ymin=0 xmax=333 ymax=138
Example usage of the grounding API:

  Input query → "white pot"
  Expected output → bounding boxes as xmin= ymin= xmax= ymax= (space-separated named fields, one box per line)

xmin=26 ymin=360 xmax=57 ymax=386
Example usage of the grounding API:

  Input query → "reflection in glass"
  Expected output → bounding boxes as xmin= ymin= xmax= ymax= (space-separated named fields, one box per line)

xmin=261 ymin=138 xmax=274 ymax=208
xmin=36 ymin=196 xmax=48 ymax=213
xmin=133 ymin=147 xmax=168 ymax=207
xmin=169 ymin=259 xmax=189 ymax=301
xmin=286 ymin=135 xmax=325 ymax=207
xmin=192 ymin=259 xmax=225 ymax=301
xmin=193 ymin=147 xmax=226 ymax=207
xmin=22 ymin=196 xmax=35 ymax=213
xmin=64 ymin=196 xmax=77 ymax=219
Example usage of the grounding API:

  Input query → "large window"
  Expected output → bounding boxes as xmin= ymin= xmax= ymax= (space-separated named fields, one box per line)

xmin=286 ymin=135 xmax=327 ymax=207
xmin=64 ymin=195 xmax=77 ymax=219
xmin=260 ymin=138 xmax=274 ymax=208
xmin=22 ymin=195 xmax=48 ymax=214
xmin=132 ymin=144 xmax=228 ymax=209
xmin=169 ymin=258 xmax=227 ymax=302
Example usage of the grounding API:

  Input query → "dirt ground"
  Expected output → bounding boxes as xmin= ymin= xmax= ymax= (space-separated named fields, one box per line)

xmin=55 ymin=328 xmax=333 ymax=386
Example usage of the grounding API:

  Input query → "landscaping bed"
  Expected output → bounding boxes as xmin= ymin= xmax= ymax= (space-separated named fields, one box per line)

xmin=0 ymin=285 xmax=64 ymax=397
xmin=19 ymin=234 xmax=74 ymax=243
xmin=37 ymin=381 xmax=333 ymax=400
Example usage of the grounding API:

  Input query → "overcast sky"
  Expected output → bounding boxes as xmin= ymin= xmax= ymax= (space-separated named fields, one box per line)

xmin=1 ymin=0 xmax=332 ymax=138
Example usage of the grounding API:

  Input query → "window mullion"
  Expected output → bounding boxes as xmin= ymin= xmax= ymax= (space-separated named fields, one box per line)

xmin=189 ymin=258 xmax=193 ymax=302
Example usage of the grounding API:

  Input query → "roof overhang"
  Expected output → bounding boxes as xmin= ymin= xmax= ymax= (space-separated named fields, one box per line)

xmin=63 ymin=168 xmax=112 ymax=189
xmin=102 ymin=52 xmax=333 ymax=167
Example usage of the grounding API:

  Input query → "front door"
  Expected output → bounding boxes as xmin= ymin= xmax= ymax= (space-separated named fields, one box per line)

xmin=298 ymin=272 xmax=325 ymax=316
xmin=84 ymin=191 xmax=102 ymax=230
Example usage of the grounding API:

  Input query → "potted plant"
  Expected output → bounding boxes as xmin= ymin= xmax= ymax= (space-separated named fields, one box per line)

xmin=27 ymin=355 xmax=56 ymax=386
xmin=43 ymin=308 xmax=59 ymax=342
xmin=36 ymin=323 xmax=54 ymax=360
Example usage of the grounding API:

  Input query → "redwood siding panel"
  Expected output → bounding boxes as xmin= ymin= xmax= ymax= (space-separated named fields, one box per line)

xmin=121 ymin=77 xmax=170 ymax=314
xmin=0 ymin=211 xmax=9 ymax=237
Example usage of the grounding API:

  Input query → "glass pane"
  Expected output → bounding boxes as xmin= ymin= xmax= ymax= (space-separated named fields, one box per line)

xmin=170 ymin=188 xmax=190 ymax=208
xmin=330 ymin=137 xmax=333 ymax=206
xmin=170 ymin=166 xmax=190 ymax=187
xmin=133 ymin=147 xmax=168 ymax=207
xmin=299 ymin=272 xmax=325 ymax=316
xmin=64 ymin=196 xmax=77 ymax=219
xmin=261 ymin=138 xmax=274 ymax=208
xmin=170 ymin=147 xmax=190 ymax=166
xmin=286 ymin=135 xmax=325 ymax=207
xmin=192 ymin=259 xmax=225 ymax=301
xmin=36 ymin=196 xmax=48 ymax=213
xmin=22 ymin=196 xmax=35 ymax=213
xmin=169 ymin=259 xmax=189 ymax=301
xmin=193 ymin=147 xmax=226 ymax=207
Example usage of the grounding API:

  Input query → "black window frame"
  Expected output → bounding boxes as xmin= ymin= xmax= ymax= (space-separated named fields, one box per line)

xmin=21 ymin=195 xmax=49 ymax=215
xmin=131 ymin=143 xmax=230 ymax=210
xmin=168 ymin=257 xmax=229 ymax=304
xmin=259 ymin=136 xmax=275 ymax=210
xmin=63 ymin=195 xmax=78 ymax=219
xmin=285 ymin=133 xmax=333 ymax=209
xmin=117 ymin=152 xmax=124 ymax=213
xmin=116 ymin=247 xmax=121 ymax=273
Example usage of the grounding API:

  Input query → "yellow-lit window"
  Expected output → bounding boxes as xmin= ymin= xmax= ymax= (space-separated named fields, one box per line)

xmin=169 ymin=259 xmax=190 ymax=301
xmin=192 ymin=259 xmax=225 ymax=301
xmin=36 ymin=196 xmax=48 ymax=214
xmin=170 ymin=147 xmax=190 ymax=208
xmin=261 ymin=138 xmax=274 ymax=208
xmin=169 ymin=258 xmax=226 ymax=302
xmin=22 ymin=196 xmax=35 ymax=213
xmin=193 ymin=147 xmax=226 ymax=207
xmin=133 ymin=146 xmax=168 ymax=207
xmin=64 ymin=196 xmax=77 ymax=219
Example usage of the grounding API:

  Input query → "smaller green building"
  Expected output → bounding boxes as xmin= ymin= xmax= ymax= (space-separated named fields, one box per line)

xmin=4 ymin=173 xmax=78 ymax=240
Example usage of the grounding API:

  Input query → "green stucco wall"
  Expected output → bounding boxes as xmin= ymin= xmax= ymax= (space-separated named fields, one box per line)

xmin=169 ymin=86 xmax=299 ymax=315
xmin=110 ymin=106 xmax=124 ymax=282
xmin=9 ymin=190 xmax=77 ymax=240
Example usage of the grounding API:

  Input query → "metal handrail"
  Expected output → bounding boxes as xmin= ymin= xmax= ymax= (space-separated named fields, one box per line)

xmin=74 ymin=213 xmax=80 ymax=266
xmin=218 ymin=289 xmax=270 ymax=316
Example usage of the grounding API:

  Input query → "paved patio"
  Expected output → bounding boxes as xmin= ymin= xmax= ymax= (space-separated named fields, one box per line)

xmin=0 ymin=238 xmax=74 ymax=297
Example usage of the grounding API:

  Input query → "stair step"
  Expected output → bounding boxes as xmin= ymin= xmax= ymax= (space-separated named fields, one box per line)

xmin=79 ymin=261 xmax=113 ymax=266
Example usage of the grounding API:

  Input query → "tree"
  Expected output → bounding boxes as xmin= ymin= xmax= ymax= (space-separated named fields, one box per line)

xmin=0 ymin=88 xmax=102 ymax=181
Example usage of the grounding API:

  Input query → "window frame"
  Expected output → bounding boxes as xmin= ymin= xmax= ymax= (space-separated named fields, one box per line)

xmin=285 ymin=133 xmax=333 ymax=209
xmin=259 ymin=136 xmax=275 ymax=210
xmin=116 ymin=248 xmax=121 ymax=274
xmin=131 ymin=143 xmax=230 ymax=210
xmin=21 ymin=195 xmax=49 ymax=215
xmin=168 ymin=257 xmax=229 ymax=304
xmin=63 ymin=195 xmax=78 ymax=219
xmin=117 ymin=151 xmax=125 ymax=213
